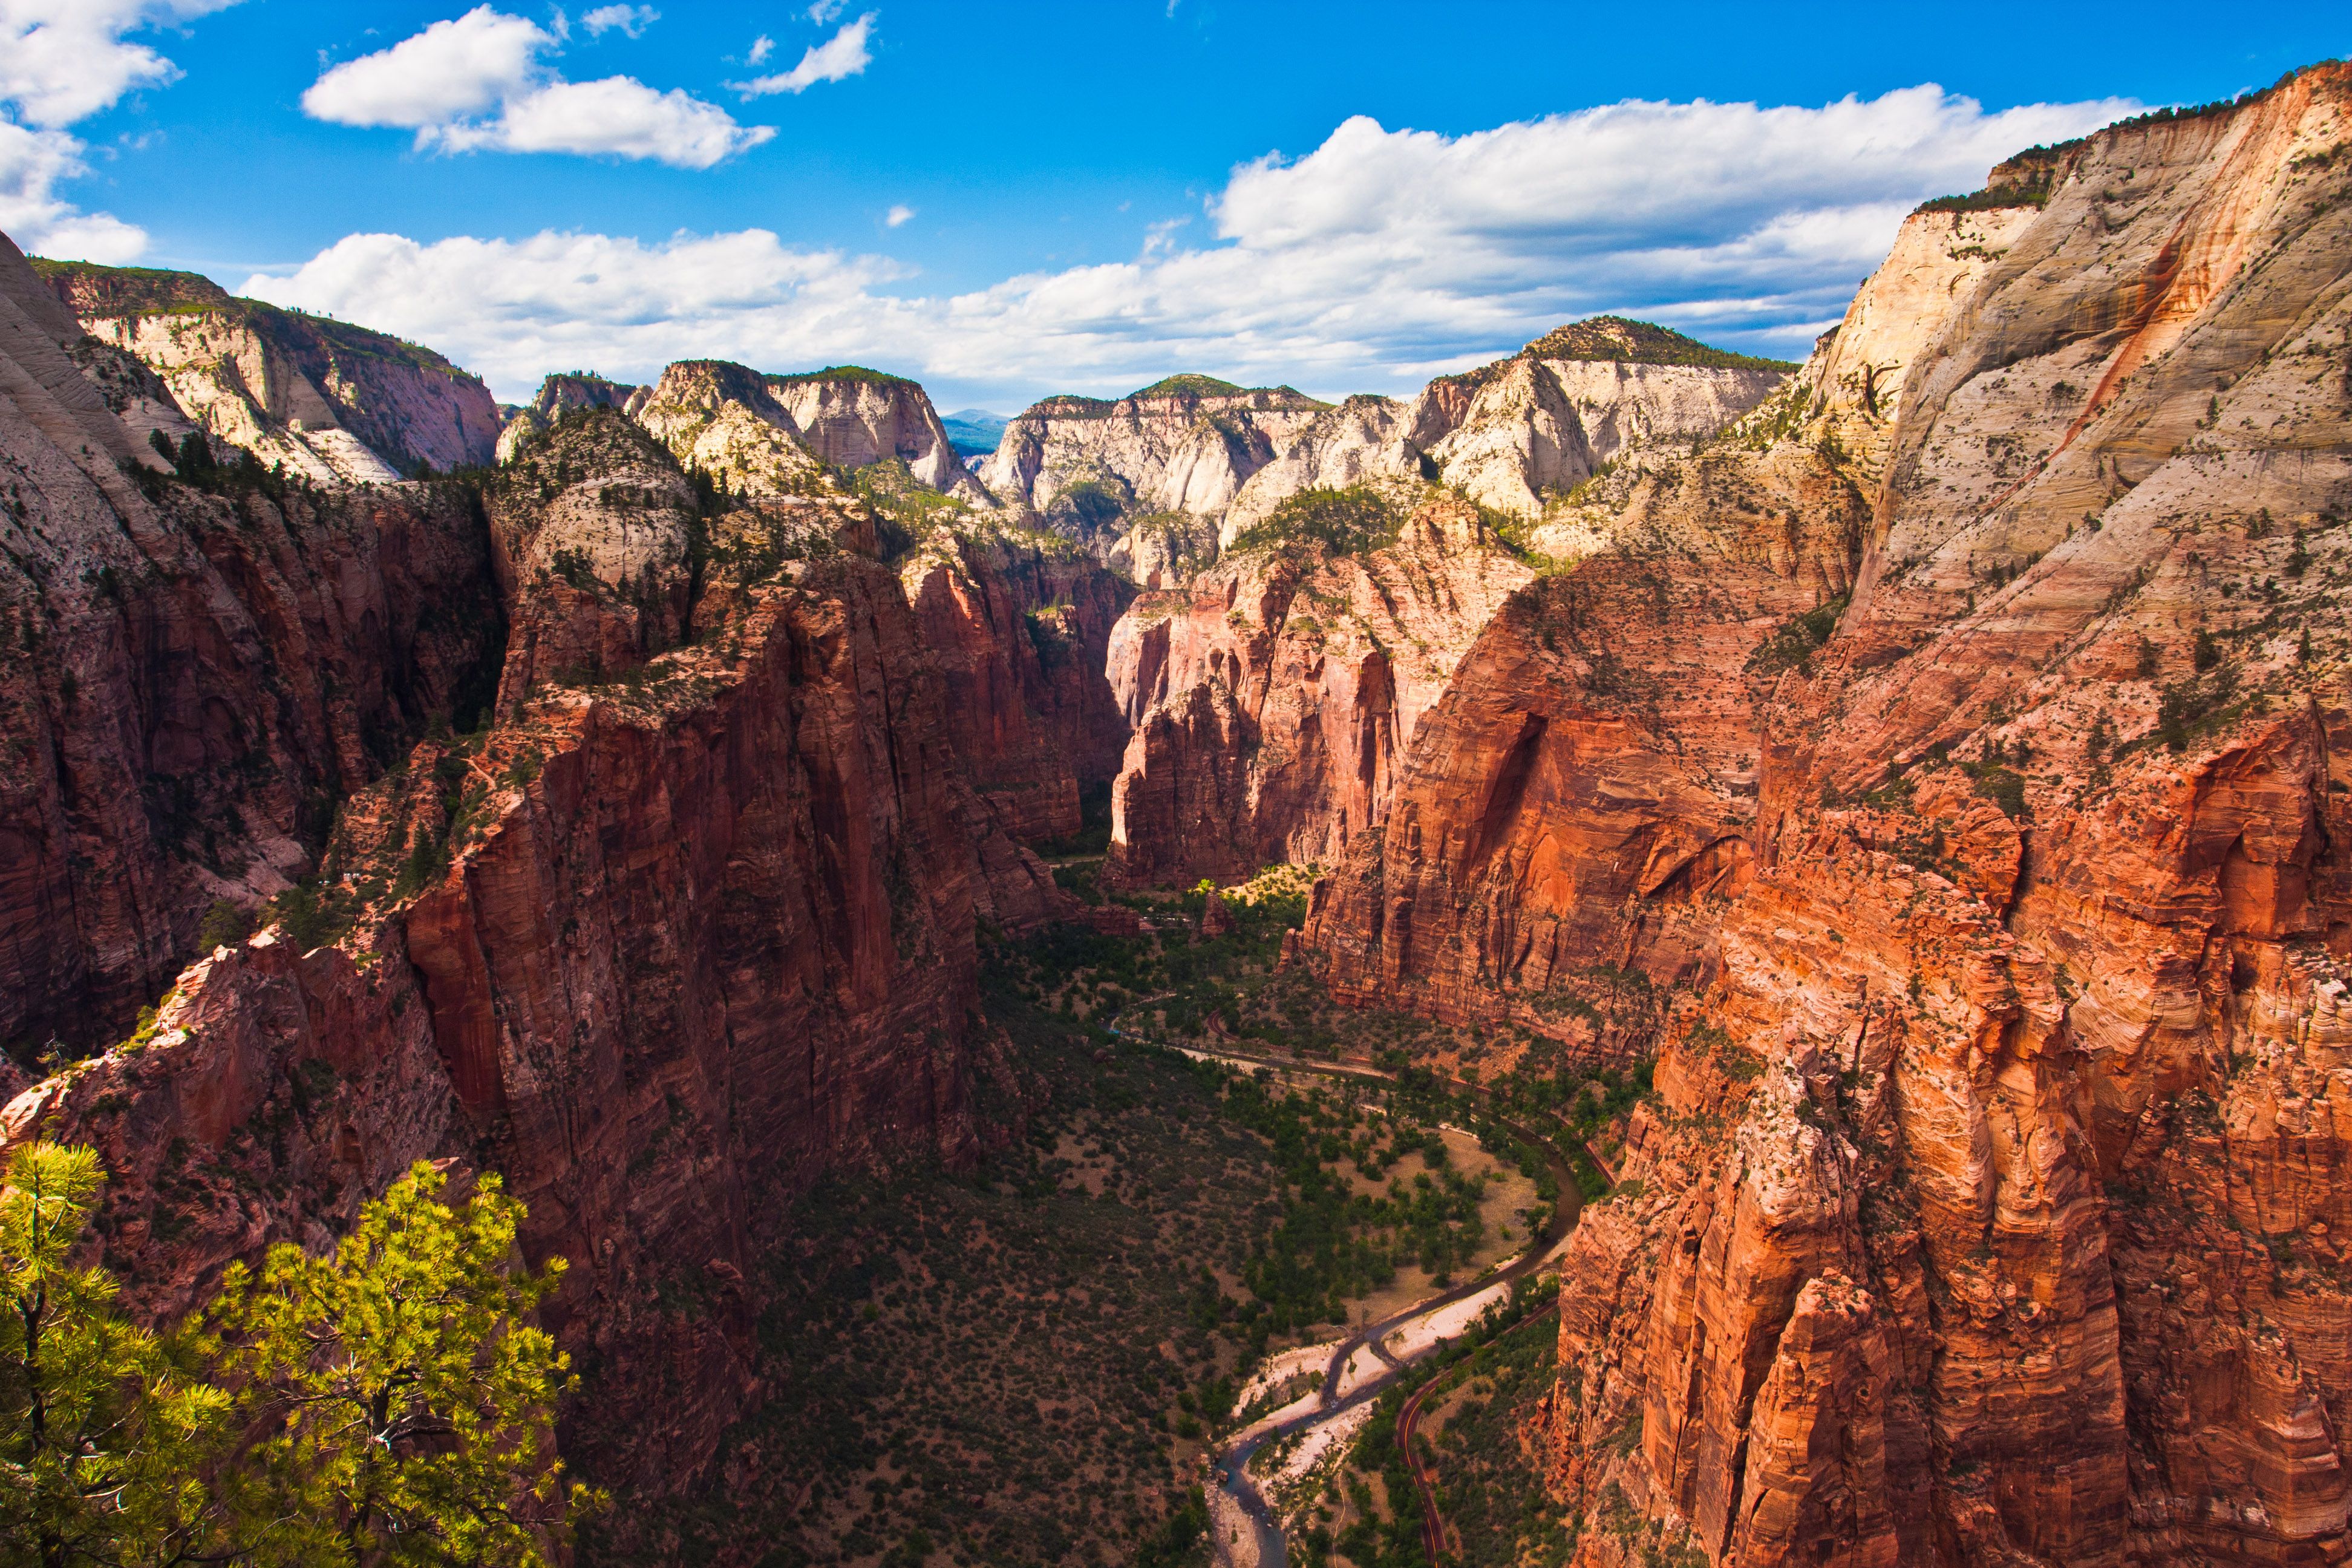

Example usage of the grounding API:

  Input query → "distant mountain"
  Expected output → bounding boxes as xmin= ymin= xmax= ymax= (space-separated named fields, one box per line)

xmin=941 ymin=407 xmax=1010 ymax=458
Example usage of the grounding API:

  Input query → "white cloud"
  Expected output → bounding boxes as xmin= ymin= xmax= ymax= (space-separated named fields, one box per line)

xmin=884 ymin=203 xmax=913 ymax=227
xmin=302 ymin=7 xmax=544 ymax=127
xmin=737 ymin=13 xmax=873 ymax=96
xmin=807 ymin=1 xmax=845 ymax=22
xmin=746 ymin=34 xmax=773 ymax=65
xmin=0 ymin=1 xmax=237 ymax=260
xmin=302 ymin=4 xmax=770 ymax=169
xmin=581 ymin=4 xmax=658 ymax=38
xmin=244 ymin=85 xmax=2137 ymax=406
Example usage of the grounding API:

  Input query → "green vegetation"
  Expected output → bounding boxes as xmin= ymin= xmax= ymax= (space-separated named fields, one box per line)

xmin=1130 ymin=374 xmax=1246 ymax=399
xmin=1 ymin=1145 xmax=592 ymax=1568
xmin=1745 ymin=593 xmax=1850 ymax=676
xmin=1329 ymin=1280 xmax=1566 ymax=1568
xmin=136 ymin=428 xmax=308 ymax=504
xmin=591 ymin=965 xmax=1283 ymax=1568
xmin=1508 ymin=316 xmax=1796 ymax=374
xmin=1228 ymin=486 xmax=1406 ymax=558
xmin=28 ymin=258 xmax=232 ymax=314
xmin=766 ymin=364 xmax=915 ymax=388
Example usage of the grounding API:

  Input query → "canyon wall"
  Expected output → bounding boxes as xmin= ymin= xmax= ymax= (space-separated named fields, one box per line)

xmin=0 ymin=269 xmax=1106 ymax=1487
xmin=1221 ymin=318 xmax=1792 ymax=543
xmin=982 ymin=328 xmax=1789 ymax=580
xmin=1102 ymin=496 xmax=1537 ymax=886
xmin=41 ymin=258 xmax=501 ymax=481
xmin=981 ymin=377 xmax=1331 ymax=562
xmin=0 ymin=237 xmax=505 ymax=1051
xmin=1417 ymin=65 xmax=2352 ymax=1567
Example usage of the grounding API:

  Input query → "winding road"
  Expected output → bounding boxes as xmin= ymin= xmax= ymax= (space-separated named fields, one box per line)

xmin=1142 ymin=1038 xmax=1587 ymax=1568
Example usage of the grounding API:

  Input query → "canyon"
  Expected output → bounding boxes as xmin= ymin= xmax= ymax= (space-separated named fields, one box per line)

xmin=3 ymin=57 xmax=2351 ymax=1568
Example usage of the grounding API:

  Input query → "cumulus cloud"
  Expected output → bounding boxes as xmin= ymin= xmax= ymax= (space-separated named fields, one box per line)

xmin=746 ymin=34 xmax=773 ymax=65
xmin=885 ymin=203 xmax=914 ymax=227
xmin=581 ymin=4 xmax=658 ymax=38
xmin=302 ymin=5 xmax=771 ymax=168
xmin=0 ymin=1 xmax=237 ymax=260
xmin=244 ymin=85 xmax=2137 ymax=405
xmin=738 ymin=13 xmax=874 ymax=96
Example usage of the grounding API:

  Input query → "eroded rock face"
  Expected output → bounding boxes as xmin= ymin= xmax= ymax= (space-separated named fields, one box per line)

xmin=1220 ymin=321 xmax=1792 ymax=545
xmin=980 ymin=379 xmax=1332 ymax=554
xmin=1103 ymin=497 xmax=1538 ymax=886
xmin=902 ymin=529 xmax=1134 ymax=838
xmin=0 ymin=235 xmax=505 ymax=1050
xmin=1299 ymin=446 xmax=1866 ymax=1042
xmin=1488 ymin=64 xmax=2352 ymax=1567
xmin=2 ymin=408 xmax=1070 ymax=1486
xmin=41 ymin=258 xmax=501 ymax=480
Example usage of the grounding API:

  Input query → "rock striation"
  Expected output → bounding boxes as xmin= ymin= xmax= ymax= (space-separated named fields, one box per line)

xmin=981 ymin=328 xmax=1787 ymax=581
xmin=39 ymin=258 xmax=501 ymax=481
xmin=0 ymin=234 xmax=504 ymax=1052
xmin=1308 ymin=64 xmax=2352 ymax=1568
xmin=903 ymin=524 xmax=1134 ymax=839
xmin=1 ymin=401 xmax=1073 ymax=1486
xmin=1103 ymin=496 xmax=1538 ymax=886
xmin=1221 ymin=319 xmax=1792 ymax=543
xmin=981 ymin=376 xmax=1331 ymax=557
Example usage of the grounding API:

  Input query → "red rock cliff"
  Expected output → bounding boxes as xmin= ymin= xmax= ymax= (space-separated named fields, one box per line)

xmin=1478 ymin=64 xmax=2352 ymax=1567
xmin=2 ymin=406 xmax=1072 ymax=1487
xmin=1104 ymin=496 xmax=1538 ymax=887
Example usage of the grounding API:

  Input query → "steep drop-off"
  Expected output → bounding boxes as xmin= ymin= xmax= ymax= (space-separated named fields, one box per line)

xmin=40 ymin=258 xmax=502 ymax=481
xmin=0 ymin=238 xmax=505 ymax=1053
xmin=1304 ymin=65 xmax=2352 ymax=1568
xmin=0 ymin=345 xmax=1101 ymax=1488
xmin=1103 ymin=495 xmax=1538 ymax=887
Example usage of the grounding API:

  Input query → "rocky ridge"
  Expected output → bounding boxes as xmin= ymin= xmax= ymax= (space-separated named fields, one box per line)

xmin=979 ymin=376 xmax=1332 ymax=567
xmin=0 ymin=275 xmax=1117 ymax=1489
xmin=39 ymin=258 xmax=501 ymax=482
xmin=0 ymin=234 xmax=505 ymax=1052
xmin=1282 ymin=64 xmax=2352 ymax=1567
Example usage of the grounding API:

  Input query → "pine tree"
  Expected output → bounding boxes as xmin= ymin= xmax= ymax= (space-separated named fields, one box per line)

xmin=1 ymin=1148 xmax=594 ymax=1568
xmin=194 ymin=1161 xmax=594 ymax=1568
xmin=0 ymin=1142 xmax=232 ymax=1568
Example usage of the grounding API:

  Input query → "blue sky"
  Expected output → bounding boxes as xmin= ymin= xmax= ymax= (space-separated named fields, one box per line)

xmin=6 ymin=2 xmax=2345 ymax=411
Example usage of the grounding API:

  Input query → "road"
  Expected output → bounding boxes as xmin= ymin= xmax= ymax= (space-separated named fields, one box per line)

xmin=1395 ymin=1297 xmax=1561 ymax=1564
xmin=1152 ymin=1038 xmax=1587 ymax=1568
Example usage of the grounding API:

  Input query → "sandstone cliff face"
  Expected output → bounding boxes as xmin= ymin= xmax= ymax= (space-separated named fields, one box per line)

xmin=1449 ymin=65 xmax=2352 ymax=1567
xmin=901 ymin=526 xmax=1134 ymax=838
xmin=763 ymin=367 xmax=985 ymax=501
xmin=0 ymin=234 xmax=505 ymax=1052
xmin=41 ymin=258 xmax=501 ymax=480
xmin=1299 ymin=444 xmax=1866 ymax=1040
xmin=1221 ymin=321 xmax=1792 ymax=543
xmin=979 ymin=378 xmax=1331 ymax=552
xmin=494 ymin=371 xmax=639 ymax=463
xmin=1 ymin=407 xmax=1069 ymax=1484
xmin=1102 ymin=497 xmax=1537 ymax=886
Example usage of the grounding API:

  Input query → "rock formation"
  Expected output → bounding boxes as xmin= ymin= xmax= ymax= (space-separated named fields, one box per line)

xmin=1292 ymin=62 xmax=2352 ymax=1567
xmin=1103 ymin=495 xmax=1538 ymax=887
xmin=39 ymin=258 xmax=501 ymax=480
xmin=1221 ymin=319 xmax=1792 ymax=543
xmin=979 ymin=329 xmax=1786 ymax=581
xmin=902 ymin=523 xmax=1134 ymax=839
xmin=499 ymin=358 xmax=989 ymax=506
xmin=980 ymin=376 xmax=1331 ymax=555
xmin=492 ymin=371 xmax=639 ymax=462
xmin=1 ymin=399 xmax=1073 ymax=1485
xmin=0 ymin=235 xmax=505 ymax=1052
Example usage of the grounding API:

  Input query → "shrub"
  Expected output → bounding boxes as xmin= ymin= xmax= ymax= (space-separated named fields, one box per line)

xmin=1226 ymin=486 xmax=1403 ymax=558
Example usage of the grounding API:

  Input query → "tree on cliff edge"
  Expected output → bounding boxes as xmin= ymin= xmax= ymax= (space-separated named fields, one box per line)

xmin=0 ymin=1147 xmax=595 ymax=1568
